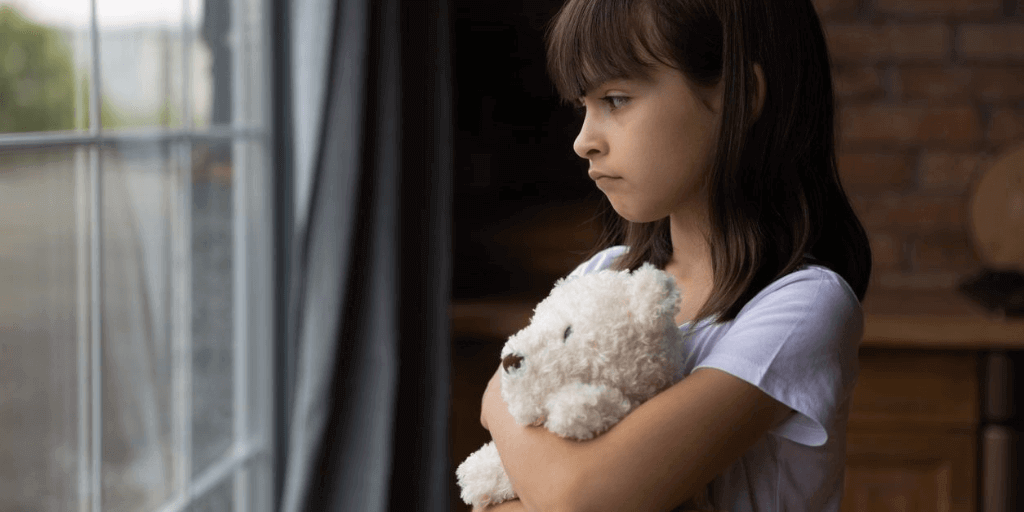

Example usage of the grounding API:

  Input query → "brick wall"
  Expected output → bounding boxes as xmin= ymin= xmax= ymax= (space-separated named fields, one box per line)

xmin=812 ymin=0 xmax=1024 ymax=289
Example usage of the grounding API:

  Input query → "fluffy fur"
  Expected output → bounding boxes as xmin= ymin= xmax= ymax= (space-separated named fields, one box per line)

xmin=456 ymin=263 xmax=706 ymax=509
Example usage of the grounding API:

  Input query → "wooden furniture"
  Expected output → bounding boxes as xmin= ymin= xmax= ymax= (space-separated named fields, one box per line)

xmin=842 ymin=287 xmax=1024 ymax=512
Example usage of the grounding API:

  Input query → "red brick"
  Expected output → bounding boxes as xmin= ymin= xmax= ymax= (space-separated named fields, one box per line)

xmin=839 ymin=105 xmax=983 ymax=145
xmin=825 ymin=23 xmax=951 ymax=62
xmin=917 ymin=151 xmax=994 ymax=192
xmin=850 ymin=193 xmax=967 ymax=231
xmin=813 ymin=0 xmax=859 ymax=18
xmin=958 ymin=24 xmax=1024 ymax=61
xmin=897 ymin=66 xmax=1024 ymax=103
xmin=912 ymin=230 xmax=982 ymax=272
xmin=833 ymin=66 xmax=885 ymax=100
xmin=988 ymin=108 xmax=1024 ymax=143
xmin=875 ymin=0 xmax=1001 ymax=15
xmin=837 ymin=152 xmax=916 ymax=192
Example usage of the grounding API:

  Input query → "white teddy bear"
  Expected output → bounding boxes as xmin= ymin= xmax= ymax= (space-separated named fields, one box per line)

xmin=456 ymin=263 xmax=710 ymax=509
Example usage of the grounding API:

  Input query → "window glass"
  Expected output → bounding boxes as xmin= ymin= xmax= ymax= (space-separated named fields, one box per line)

xmin=100 ymin=141 xmax=179 ymax=510
xmin=96 ymin=0 xmax=185 ymax=129
xmin=191 ymin=139 xmax=235 ymax=478
xmin=191 ymin=476 xmax=233 ymax=512
xmin=0 ymin=146 xmax=83 ymax=509
xmin=190 ymin=0 xmax=268 ymax=130
xmin=0 ymin=2 xmax=91 ymax=133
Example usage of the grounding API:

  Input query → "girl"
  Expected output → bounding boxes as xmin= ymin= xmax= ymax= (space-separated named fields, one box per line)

xmin=476 ymin=0 xmax=871 ymax=510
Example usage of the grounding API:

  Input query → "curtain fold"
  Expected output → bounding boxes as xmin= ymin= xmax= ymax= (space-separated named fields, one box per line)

xmin=281 ymin=0 xmax=452 ymax=509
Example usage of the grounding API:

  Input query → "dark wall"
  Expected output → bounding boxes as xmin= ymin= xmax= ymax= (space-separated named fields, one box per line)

xmin=452 ymin=0 xmax=602 ymax=300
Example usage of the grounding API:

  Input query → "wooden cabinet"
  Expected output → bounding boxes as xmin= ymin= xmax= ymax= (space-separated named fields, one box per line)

xmin=841 ymin=287 xmax=1024 ymax=512
xmin=842 ymin=349 xmax=978 ymax=512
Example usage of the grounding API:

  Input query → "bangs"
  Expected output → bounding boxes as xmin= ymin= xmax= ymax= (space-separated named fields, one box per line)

xmin=544 ymin=0 xmax=677 ymax=107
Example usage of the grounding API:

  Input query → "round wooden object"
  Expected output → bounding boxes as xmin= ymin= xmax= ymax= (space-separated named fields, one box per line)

xmin=970 ymin=145 xmax=1024 ymax=269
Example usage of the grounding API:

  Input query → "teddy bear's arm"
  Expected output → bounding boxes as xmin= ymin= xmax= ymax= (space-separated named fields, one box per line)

xmin=544 ymin=383 xmax=633 ymax=440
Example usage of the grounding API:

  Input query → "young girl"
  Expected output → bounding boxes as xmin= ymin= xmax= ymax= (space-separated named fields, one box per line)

xmin=476 ymin=0 xmax=871 ymax=510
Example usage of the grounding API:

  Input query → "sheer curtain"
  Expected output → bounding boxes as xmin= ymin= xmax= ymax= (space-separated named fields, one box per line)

xmin=281 ymin=0 xmax=453 ymax=509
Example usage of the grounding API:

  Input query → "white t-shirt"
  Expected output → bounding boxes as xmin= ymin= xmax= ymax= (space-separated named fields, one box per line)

xmin=565 ymin=245 xmax=863 ymax=511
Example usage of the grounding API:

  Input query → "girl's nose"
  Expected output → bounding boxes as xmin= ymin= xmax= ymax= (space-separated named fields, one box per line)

xmin=573 ymin=117 xmax=604 ymax=160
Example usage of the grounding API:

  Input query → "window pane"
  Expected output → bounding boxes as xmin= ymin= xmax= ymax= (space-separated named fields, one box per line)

xmin=190 ymin=0 xmax=233 ymax=129
xmin=240 ymin=0 xmax=267 ymax=128
xmin=191 ymin=0 xmax=267 ymax=129
xmin=0 ymin=147 xmax=83 ymax=509
xmin=101 ymin=142 xmax=178 ymax=510
xmin=0 ymin=2 xmax=90 ymax=133
xmin=192 ymin=139 xmax=234 ymax=478
xmin=246 ymin=456 xmax=274 ymax=512
xmin=97 ymin=0 xmax=185 ymax=129
xmin=190 ymin=474 xmax=232 ymax=512
xmin=245 ymin=141 xmax=271 ymax=440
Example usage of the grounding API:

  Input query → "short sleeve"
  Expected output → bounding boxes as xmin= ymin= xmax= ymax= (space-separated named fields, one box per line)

xmin=693 ymin=268 xmax=863 ymax=447
xmin=564 ymin=245 xmax=629 ymax=280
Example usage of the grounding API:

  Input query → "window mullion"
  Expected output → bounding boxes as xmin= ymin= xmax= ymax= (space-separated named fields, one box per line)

xmin=87 ymin=0 xmax=103 ymax=507
xmin=75 ymin=147 xmax=91 ymax=512
xmin=171 ymin=143 xmax=194 ymax=503
xmin=230 ymin=0 xmax=252 ymax=506
xmin=88 ymin=147 xmax=103 ymax=512
xmin=175 ymin=0 xmax=196 ymax=504
xmin=0 ymin=127 xmax=268 ymax=150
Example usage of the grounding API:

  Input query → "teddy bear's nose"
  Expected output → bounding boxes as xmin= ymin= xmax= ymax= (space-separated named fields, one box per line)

xmin=502 ymin=353 xmax=523 ymax=372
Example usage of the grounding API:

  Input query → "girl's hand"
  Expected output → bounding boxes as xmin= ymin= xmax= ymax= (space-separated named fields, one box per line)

xmin=480 ymin=364 xmax=503 ymax=431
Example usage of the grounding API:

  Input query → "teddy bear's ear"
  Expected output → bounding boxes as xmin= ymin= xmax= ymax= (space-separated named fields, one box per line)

xmin=627 ymin=263 xmax=681 ymax=322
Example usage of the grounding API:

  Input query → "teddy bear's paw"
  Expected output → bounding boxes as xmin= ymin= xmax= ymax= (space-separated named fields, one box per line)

xmin=455 ymin=441 xmax=517 ymax=506
xmin=545 ymin=383 xmax=632 ymax=440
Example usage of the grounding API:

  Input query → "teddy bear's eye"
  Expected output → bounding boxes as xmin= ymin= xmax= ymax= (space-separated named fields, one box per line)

xmin=563 ymin=325 xmax=572 ymax=341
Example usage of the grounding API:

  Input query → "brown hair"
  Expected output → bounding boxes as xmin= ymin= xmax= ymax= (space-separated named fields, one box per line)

xmin=545 ymin=0 xmax=871 ymax=324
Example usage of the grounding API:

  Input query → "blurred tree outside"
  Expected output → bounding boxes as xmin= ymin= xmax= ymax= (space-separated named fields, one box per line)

xmin=0 ymin=4 xmax=124 ymax=132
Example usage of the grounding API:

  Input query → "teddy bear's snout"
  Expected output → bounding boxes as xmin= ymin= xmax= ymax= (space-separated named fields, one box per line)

xmin=502 ymin=353 xmax=524 ymax=373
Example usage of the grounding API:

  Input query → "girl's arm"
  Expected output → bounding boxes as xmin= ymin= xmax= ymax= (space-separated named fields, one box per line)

xmin=481 ymin=365 xmax=794 ymax=512
xmin=472 ymin=500 xmax=525 ymax=512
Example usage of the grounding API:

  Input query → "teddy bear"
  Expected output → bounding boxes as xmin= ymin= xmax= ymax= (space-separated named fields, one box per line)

xmin=456 ymin=262 xmax=712 ymax=510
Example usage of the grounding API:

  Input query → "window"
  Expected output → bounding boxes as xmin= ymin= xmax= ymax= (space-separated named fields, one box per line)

xmin=0 ymin=0 xmax=274 ymax=510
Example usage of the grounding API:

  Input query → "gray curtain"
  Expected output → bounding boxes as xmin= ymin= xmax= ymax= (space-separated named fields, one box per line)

xmin=280 ymin=0 xmax=453 ymax=510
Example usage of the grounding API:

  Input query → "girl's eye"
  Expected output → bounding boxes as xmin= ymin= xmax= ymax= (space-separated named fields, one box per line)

xmin=602 ymin=96 xmax=629 ymax=109
xmin=572 ymin=96 xmax=629 ymax=119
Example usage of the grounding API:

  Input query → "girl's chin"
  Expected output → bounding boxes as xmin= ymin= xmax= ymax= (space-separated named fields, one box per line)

xmin=605 ymin=200 xmax=664 ymax=224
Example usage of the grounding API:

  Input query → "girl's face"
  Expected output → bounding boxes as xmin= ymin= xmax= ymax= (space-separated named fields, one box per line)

xmin=573 ymin=61 xmax=724 ymax=224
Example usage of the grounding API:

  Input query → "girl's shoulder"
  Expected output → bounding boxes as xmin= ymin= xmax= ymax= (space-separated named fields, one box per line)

xmin=565 ymin=245 xmax=630 ymax=279
xmin=759 ymin=263 xmax=860 ymax=309
xmin=735 ymin=263 xmax=863 ymax=331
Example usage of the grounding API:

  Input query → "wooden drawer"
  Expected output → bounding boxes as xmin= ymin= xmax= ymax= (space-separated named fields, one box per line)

xmin=843 ymin=427 xmax=976 ymax=512
xmin=850 ymin=348 xmax=979 ymax=428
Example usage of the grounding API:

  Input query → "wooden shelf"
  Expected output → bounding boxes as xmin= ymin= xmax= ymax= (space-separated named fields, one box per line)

xmin=862 ymin=287 xmax=1024 ymax=349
